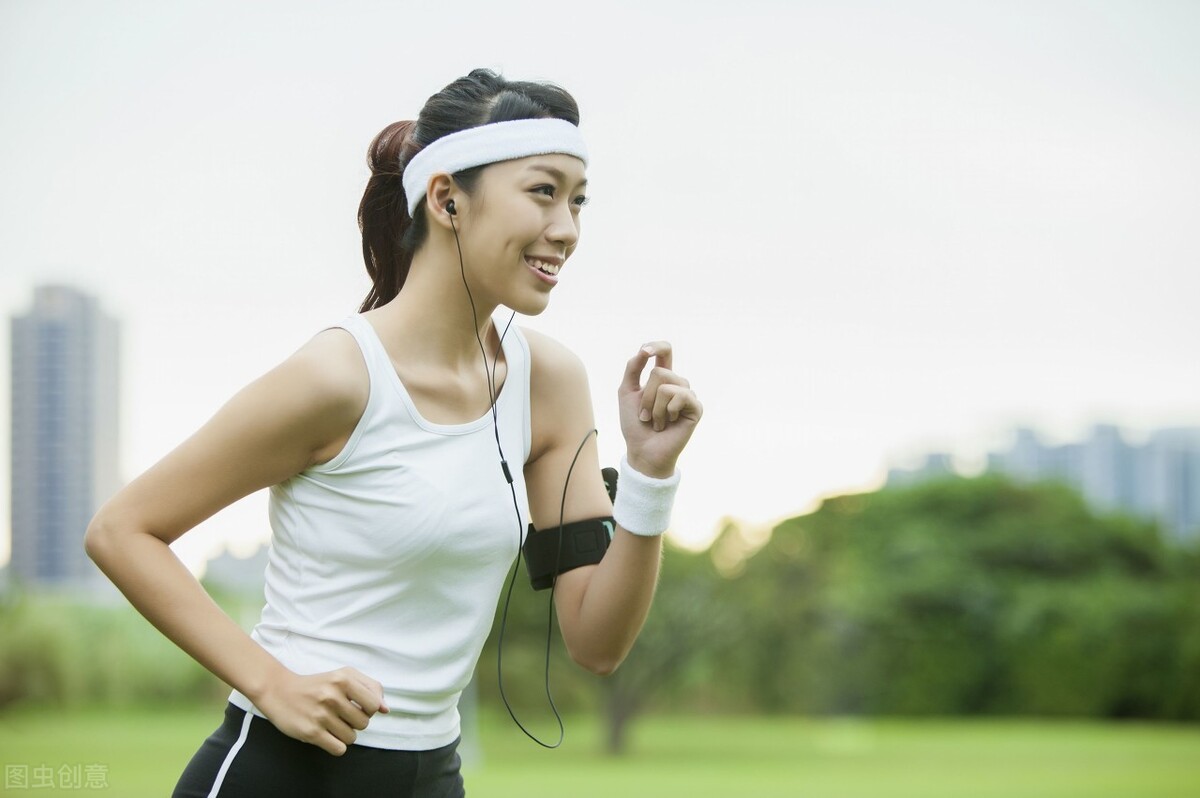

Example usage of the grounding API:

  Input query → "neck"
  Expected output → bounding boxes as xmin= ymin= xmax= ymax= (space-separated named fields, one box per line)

xmin=369 ymin=246 xmax=505 ymax=370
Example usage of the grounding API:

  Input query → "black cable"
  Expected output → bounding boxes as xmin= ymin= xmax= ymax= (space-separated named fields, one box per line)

xmin=495 ymin=426 xmax=596 ymax=748
xmin=450 ymin=213 xmax=514 ymax=469
xmin=449 ymin=210 xmax=584 ymax=748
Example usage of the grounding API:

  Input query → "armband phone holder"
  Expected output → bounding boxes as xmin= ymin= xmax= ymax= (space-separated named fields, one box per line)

xmin=521 ymin=467 xmax=619 ymax=590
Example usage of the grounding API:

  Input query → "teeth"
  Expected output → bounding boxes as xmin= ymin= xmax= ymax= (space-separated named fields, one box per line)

xmin=528 ymin=258 xmax=561 ymax=276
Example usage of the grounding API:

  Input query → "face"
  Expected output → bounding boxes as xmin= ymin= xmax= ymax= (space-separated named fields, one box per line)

xmin=454 ymin=152 xmax=588 ymax=316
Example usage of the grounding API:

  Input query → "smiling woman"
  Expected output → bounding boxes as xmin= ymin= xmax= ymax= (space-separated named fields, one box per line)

xmin=435 ymin=151 xmax=589 ymax=309
xmin=82 ymin=68 xmax=702 ymax=798
xmin=357 ymin=72 xmax=586 ymax=313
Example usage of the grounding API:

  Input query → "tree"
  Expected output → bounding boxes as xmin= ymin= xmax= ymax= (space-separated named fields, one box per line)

xmin=720 ymin=474 xmax=1200 ymax=718
xmin=598 ymin=540 xmax=737 ymax=754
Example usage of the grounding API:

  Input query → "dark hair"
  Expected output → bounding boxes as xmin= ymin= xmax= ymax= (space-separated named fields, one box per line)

xmin=357 ymin=69 xmax=581 ymax=312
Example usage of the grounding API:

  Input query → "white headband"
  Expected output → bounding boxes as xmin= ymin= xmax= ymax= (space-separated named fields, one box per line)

xmin=402 ymin=118 xmax=589 ymax=216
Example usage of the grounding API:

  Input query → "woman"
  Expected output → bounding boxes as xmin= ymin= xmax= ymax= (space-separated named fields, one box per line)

xmin=85 ymin=68 xmax=702 ymax=797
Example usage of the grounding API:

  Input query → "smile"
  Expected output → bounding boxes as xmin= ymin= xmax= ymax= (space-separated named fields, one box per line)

xmin=525 ymin=256 xmax=562 ymax=276
xmin=525 ymin=255 xmax=563 ymax=285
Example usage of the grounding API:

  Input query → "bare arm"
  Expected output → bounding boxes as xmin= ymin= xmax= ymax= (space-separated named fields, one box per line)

xmin=84 ymin=329 xmax=387 ymax=755
xmin=523 ymin=333 xmax=702 ymax=675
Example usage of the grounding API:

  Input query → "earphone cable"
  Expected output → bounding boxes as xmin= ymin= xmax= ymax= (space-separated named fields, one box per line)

xmin=450 ymin=210 xmax=568 ymax=748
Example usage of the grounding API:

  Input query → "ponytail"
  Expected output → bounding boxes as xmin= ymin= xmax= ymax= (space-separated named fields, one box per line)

xmin=357 ymin=120 xmax=423 ymax=312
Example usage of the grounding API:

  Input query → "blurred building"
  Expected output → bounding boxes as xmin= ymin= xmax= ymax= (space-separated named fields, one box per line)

xmin=203 ymin=545 xmax=269 ymax=598
xmin=885 ymin=451 xmax=955 ymax=487
xmin=888 ymin=423 xmax=1200 ymax=543
xmin=9 ymin=285 xmax=120 ymax=588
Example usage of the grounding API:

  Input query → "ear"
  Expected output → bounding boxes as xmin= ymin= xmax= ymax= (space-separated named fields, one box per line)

xmin=425 ymin=173 xmax=459 ymax=229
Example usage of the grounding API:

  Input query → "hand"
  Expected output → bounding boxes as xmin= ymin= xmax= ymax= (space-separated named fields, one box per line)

xmin=619 ymin=341 xmax=703 ymax=478
xmin=253 ymin=666 xmax=390 ymax=756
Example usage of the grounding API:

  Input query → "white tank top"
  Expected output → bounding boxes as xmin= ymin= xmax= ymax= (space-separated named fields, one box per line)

xmin=229 ymin=313 xmax=532 ymax=750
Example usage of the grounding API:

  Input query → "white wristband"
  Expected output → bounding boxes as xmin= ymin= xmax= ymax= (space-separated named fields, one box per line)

xmin=612 ymin=455 xmax=681 ymax=537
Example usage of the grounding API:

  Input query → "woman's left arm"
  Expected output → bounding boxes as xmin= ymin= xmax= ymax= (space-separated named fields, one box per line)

xmin=523 ymin=333 xmax=702 ymax=676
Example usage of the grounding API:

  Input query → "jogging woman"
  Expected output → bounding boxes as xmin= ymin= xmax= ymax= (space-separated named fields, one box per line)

xmin=85 ymin=68 xmax=702 ymax=797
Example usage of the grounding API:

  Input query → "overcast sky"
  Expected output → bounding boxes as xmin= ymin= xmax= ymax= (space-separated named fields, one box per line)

xmin=2 ymin=0 xmax=1198 ymax=573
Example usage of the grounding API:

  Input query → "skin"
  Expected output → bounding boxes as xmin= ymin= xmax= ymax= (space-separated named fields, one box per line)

xmin=84 ymin=150 xmax=703 ymax=757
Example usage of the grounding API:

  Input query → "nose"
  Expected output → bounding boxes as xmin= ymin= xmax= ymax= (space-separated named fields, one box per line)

xmin=545 ymin=201 xmax=580 ymax=251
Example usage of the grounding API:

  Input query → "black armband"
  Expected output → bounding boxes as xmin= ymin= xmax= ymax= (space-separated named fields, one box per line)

xmin=601 ymin=466 xmax=618 ymax=503
xmin=523 ymin=517 xmax=615 ymax=591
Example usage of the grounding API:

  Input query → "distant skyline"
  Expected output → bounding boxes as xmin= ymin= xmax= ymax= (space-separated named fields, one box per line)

xmin=2 ymin=1 xmax=1198 ymax=574
xmin=888 ymin=422 xmax=1200 ymax=543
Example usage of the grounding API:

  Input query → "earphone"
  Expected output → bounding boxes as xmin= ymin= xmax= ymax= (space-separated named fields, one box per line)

xmin=447 ymin=199 xmax=580 ymax=748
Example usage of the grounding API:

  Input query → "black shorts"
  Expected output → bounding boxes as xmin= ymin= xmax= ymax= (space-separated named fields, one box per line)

xmin=173 ymin=703 xmax=465 ymax=798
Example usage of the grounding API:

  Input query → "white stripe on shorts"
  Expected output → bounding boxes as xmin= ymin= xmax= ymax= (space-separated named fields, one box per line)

xmin=206 ymin=709 xmax=254 ymax=797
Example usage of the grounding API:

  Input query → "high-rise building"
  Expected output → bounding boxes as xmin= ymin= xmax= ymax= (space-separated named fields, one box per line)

xmin=10 ymin=285 xmax=120 ymax=588
xmin=1135 ymin=428 xmax=1200 ymax=545
xmin=889 ymin=423 xmax=1200 ymax=543
xmin=886 ymin=451 xmax=955 ymax=487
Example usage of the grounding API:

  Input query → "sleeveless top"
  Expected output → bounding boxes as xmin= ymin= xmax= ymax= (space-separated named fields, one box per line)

xmin=228 ymin=313 xmax=532 ymax=750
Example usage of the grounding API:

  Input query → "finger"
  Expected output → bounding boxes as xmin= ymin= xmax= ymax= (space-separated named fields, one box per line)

xmin=652 ymin=384 xmax=698 ymax=430
xmin=317 ymin=732 xmax=349 ymax=757
xmin=313 ymin=685 xmax=365 ymax=739
xmin=666 ymin=388 xmax=703 ymax=423
xmin=621 ymin=346 xmax=653 ymax=394
xmin=343 ymin=669 xmax=388 ymax=716
xmin=621 ymin=341 xmax=674 ymax=394
xmin=642 ymin=340 xmax=673 ymax=372
xmin=639 ymin=367 xmax=666 ymax=421
xmin=639 ymin=367 xmax=687 ymax=423
xmin=305 ymin=712 xmax=356 ymax=755
xmin=337 ymin=701 xmax=371 ymax=732
xmin=651 ymin=383 xmax=676 ymax=431
xmin=323 ymin=715 xmax=358 ymax=748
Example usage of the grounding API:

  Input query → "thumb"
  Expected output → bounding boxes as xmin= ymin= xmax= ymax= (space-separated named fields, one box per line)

xmin=621 ymin=345 xmax=654 ymax=394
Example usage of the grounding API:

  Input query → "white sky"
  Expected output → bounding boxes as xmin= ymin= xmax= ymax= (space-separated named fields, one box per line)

xmin=2 ymin=0 xmax=1198 ymax=573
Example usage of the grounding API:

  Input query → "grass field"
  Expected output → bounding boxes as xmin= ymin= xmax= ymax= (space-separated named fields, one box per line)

xmin=1 ymin=704 xmax=1198 ymax=797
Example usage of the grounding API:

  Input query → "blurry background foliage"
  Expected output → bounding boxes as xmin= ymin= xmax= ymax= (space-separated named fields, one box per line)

xmin=2 ymin=474 xmax=1198 ymax=755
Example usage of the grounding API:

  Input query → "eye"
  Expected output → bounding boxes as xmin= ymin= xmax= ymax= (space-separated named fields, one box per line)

xmin=573 ymin=195 xmax=590 ymax=208
xmin=531 ymin=184 xmax=556 ymax=198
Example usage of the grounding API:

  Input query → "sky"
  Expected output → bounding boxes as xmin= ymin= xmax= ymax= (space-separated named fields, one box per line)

xmin=2 ymin=0 xmax=1198 ymax=574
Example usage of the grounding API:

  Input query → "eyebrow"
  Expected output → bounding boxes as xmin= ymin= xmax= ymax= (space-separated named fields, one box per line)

xmin=526 ymin=164 xmax=588 ymax=188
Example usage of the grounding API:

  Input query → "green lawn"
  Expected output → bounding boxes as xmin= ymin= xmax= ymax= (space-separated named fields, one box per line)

xmin=1 ymin=704 xmax=1197 ymax=797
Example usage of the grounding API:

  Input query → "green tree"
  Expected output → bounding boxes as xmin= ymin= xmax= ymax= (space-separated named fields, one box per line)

xmin=719 ymin=474 xmax=1200 ymax=718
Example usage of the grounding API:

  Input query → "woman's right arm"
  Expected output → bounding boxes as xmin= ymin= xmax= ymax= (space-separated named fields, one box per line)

xmin=84 ymin=328 xmax=387 ymax=756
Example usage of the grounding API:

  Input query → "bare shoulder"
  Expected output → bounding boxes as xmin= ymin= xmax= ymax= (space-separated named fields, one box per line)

xmin=522 ymin=327 xmax=589 ymax=397
xmin=523 ymin=328 xmax=595 ymax=463
xmin=276 ymin=326 xmax=370 ymax=445
xmin=290 ymin=326 xmax=369 ymax=403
